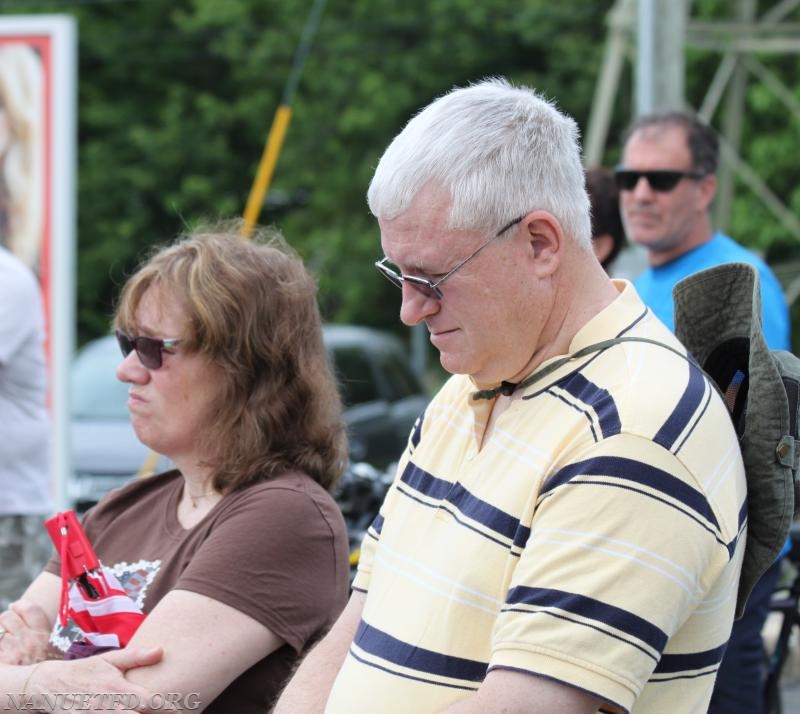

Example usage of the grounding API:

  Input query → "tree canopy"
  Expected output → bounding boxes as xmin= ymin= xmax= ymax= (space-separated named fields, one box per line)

xmin=1 ymin=0 xmax=797 ymax=350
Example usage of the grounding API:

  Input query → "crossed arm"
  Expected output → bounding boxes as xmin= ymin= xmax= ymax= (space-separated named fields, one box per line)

xmin=0 ymin=644 xmax=162 ymax=712
xmin=0 ymin=571 xmax=284 ymax=712
xmin=5 ymin=579 xmax=603 ymax=714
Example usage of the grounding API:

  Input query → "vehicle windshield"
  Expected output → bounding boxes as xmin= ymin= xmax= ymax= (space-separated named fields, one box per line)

xmin=71 ymin=339 xmax=131 ymax=420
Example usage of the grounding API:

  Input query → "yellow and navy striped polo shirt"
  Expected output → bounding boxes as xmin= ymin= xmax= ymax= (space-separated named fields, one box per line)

xmin=328 ymin=281 xmax=747 ymax=714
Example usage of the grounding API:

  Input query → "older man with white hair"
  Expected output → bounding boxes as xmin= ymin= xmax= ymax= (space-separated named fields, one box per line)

xmin=275 ymin=78 xmax=747 ymax=714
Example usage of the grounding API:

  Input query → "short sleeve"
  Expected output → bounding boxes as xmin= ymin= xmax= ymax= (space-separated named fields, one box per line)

xmin=175 ymin=483 xmax=349 ymax=653
xmin=489 ymin=433 xmax=734 ymax=709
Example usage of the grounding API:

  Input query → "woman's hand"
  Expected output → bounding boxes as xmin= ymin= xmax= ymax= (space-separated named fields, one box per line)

xmin=0 ymin=600 xmax=53 ymax=665
xmin=23 ymin=646 xmax=164 ymax=712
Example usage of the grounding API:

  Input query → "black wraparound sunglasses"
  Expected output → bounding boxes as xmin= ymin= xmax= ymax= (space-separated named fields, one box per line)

xmin=613 ymin=168 xmax=705 ymax=193
xmin=115 ymin=330 xmax=181 ymax=370
xmin=374 ymin=214 xmax=524 ymax=300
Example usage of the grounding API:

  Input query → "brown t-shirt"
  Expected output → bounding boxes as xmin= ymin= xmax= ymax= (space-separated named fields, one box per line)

xmin=46 ymin=469 xmax=350 ymax=713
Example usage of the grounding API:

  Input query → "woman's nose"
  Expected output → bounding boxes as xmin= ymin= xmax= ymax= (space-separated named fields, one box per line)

xmin=115 ymin=349 xmax=148 ymax=383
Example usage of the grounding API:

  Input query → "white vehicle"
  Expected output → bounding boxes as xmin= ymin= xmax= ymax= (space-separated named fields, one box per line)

xmin=69 ymin=325 xmax=429 ymax=512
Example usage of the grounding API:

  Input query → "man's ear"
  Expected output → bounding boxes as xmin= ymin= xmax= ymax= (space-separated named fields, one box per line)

xmin=522 ymin=211 xmax=562 ymax=277
xmin=697 ymin=173 xmax=717 ymax=212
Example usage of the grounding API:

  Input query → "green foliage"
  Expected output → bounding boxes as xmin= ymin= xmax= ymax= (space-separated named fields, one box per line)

xmin=2 ymin=0 xmax=617 ymax=346
xmin=1 ymin=0 xmax=797 ymax=349
xmin=686 ymin=1 xmax=800 ymax=260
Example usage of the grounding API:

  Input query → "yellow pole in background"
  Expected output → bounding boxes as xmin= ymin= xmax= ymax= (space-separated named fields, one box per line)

xmin=241 ymin=105 xmax=293 ymax=238
xmin=239 ymin=0 xmax=328 ymax=239
xmin=137 ymin=0 xmax=327 ymax=479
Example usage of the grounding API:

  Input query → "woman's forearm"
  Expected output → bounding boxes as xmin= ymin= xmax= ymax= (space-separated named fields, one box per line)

xmin=0 ymin=647 xmax=163 ymax=712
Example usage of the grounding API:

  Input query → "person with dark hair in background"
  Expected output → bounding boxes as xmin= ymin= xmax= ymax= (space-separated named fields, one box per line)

xmin=585 ymin=166 xmax=626 ymax=271
xmin=618 ymin=110 xmax=789 ymax=348
xmin=274 ymin=78 xmax=747 ymax=714
xmin=617 ymin=109 xmax=791 ymax=714
xmin=0 ymin=221 xmax=350 ymax=712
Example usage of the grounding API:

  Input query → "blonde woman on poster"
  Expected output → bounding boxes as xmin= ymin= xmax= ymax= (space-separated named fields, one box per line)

xmin=0 ymin=43 xmax=44 ymax=271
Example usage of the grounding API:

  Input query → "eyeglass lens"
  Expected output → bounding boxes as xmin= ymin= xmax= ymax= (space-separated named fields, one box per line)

xmin=374 ymin=214 xmax=524 ymax=300
xmin=614 ymin=170 xmax=700 ymax=193
xmin=115 ymin=331 xmax=164 ymax=370
xmin=375 ymin=261 xmax=441 ymax=299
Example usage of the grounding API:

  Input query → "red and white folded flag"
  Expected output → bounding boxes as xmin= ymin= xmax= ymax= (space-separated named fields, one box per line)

xmin=45 ymin=510 xmax=145 ymax=656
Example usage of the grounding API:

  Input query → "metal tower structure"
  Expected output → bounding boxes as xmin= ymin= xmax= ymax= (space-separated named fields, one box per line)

xmin=585 ymin=0 xmax=800 ymax=291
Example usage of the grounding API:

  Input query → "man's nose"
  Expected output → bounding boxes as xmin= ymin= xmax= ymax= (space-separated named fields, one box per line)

xmin=630 ymin=175 xmax=655 ymax=198
xmin=399 ymin=283 xmax=439 ymax=326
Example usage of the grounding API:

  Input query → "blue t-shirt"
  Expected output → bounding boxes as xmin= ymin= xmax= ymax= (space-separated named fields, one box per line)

xmin=635 ymin=232 xmax=792 ymax=558
xmin=634 ymin=232 xmax=790 ymax=351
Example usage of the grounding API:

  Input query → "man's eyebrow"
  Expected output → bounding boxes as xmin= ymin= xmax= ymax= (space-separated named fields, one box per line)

xmin=384 ymin=255 xmax=427 ymax=275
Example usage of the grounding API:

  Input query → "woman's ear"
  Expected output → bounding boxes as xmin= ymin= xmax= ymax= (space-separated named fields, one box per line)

xmin=592 ymin=233 xmax=614 ymax=265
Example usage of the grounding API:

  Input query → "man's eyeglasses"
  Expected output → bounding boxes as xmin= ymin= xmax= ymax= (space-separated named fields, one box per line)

xmin=374 ymin=214 xmax=524 ymax=300
xmin=613 ymin=168 xmax=705 ymax=193
xmin=115 ymin=330 xmax=181 ymax=370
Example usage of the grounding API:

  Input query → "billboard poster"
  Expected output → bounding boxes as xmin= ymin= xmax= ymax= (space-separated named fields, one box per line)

xmin=0 ymin=15 xmax=76 ymax=509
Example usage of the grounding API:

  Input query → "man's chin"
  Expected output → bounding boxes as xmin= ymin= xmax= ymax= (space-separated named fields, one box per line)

xmin=437 ymin=351 xmax=471 ymax=377
xmin=629 ymin=233 xmax=662 ymax=249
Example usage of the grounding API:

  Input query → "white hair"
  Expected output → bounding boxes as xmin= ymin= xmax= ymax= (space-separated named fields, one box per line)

xmin=367 ymin=77 xmax=591 ymax=248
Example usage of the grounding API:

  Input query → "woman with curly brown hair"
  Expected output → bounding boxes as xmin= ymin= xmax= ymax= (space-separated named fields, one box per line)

xmin=0 ymin=220 xmax=350 ymax=712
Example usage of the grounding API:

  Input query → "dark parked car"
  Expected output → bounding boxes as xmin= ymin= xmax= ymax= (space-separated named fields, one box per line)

xmin=323 ymin=325 xmax=428 ymax=467
xmin=69 ymin=325 xmax=428 ymax=511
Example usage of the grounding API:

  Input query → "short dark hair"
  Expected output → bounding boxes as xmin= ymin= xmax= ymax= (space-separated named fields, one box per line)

xmin=585 ymin=166 xmax=626 ymax=269
xmin=622 ymin=110 xmax=719 ymax=176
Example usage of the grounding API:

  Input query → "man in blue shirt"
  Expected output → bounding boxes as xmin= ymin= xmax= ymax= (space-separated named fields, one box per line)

xmin=617 ymin=110 xmax=791 ymax=714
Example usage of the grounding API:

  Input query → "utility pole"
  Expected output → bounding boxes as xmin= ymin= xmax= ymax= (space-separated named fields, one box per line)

xmin=586 ymin=0 xmax=800 ymax=290
xmin=584 ymin=0 xmax=635 ymax=167
xmin=635 ymin=0 xmax=688 ymax=115
xmin=715 ymin=0 xmax=757 ymax=232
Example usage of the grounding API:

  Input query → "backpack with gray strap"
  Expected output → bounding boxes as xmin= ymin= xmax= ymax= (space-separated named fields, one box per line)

xmin=672 ymin=261 xmax=800 ymax=618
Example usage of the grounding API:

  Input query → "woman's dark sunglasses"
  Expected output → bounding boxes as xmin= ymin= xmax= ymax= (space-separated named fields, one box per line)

xmin=115 ymin=330 xmax=181 ymax=370
xmin=613 ymin=168 xmax=704 ymax=193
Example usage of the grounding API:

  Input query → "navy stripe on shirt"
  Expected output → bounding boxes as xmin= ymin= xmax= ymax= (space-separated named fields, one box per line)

xmin=399 ymin=462 xmax=530 ymax=547
xmin=654 ymin=366 xmax=707 ymax=451
xmin=542 ymin=456 xmax=720 ymax=532
xmin=352 ymin=619 xmax=488 ymax=683
xmin=553 ymin=372 xmax=622 ymax=440
xmin=505 ymin=586 xmax=668 ymax=655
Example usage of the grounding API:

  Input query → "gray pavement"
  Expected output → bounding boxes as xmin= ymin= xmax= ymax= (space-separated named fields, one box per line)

xmin=781 ymin=679 xmax=800 ymax=713
xmin=772 ymin=596 xmax=800 ymax=711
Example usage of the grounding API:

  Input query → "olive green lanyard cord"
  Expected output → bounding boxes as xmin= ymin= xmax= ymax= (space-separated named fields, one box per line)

xmin=471 ymin=336 xmax=706 ymax=401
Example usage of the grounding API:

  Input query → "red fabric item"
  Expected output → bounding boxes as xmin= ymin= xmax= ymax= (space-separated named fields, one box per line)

xmin=67 ymin=565 xmax=145 ymax=649
xmin=44 ymin=510 xmax=145 ymax=651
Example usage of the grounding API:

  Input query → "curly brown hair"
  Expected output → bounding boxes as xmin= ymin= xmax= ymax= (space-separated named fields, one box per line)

xmin=114 ymin=219 xmax=348 ymax=493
